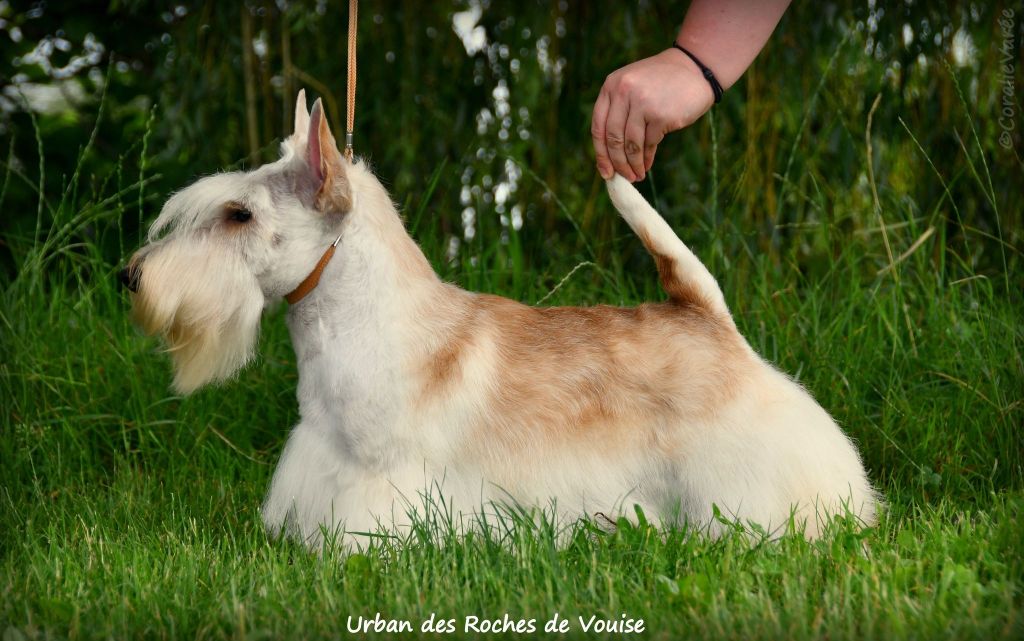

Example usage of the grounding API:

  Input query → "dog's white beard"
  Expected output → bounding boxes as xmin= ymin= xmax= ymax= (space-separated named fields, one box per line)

xmin=132 ymin=237 xmax=264 ymax=393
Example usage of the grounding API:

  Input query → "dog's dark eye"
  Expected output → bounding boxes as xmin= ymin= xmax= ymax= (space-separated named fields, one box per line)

xmin=228 ymin=208 xmax=253 ymax=223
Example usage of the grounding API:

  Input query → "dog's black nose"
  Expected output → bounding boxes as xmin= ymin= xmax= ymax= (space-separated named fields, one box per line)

xmin=119 ymin=265 xmax=140 ymax=293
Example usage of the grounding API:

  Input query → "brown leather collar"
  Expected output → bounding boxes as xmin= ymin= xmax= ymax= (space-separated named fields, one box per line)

xmin=284 ymin=235 xmax=342 ymax=305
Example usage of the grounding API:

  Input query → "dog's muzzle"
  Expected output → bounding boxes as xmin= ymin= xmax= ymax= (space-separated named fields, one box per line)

xmin=119 ymin=264 xmax=141 ymax=293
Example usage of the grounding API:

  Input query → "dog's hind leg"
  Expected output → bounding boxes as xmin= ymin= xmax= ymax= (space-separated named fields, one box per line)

xmin=605 ymin=175 xmax=728 ymax=317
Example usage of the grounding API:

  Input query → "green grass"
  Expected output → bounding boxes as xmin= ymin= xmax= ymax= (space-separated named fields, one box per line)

xmin=2 ymin=143 xmax=1022 ymax=641
xmin=2 ymin=27 xmax=1023 ymax=641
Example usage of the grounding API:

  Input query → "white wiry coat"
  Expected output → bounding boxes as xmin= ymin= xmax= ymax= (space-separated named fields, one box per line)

xmin=128 ymin=91 xmax=877 ymax=549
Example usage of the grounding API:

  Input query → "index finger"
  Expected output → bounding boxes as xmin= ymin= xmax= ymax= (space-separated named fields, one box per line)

xmin=591 ymin=89 xmax=613 ymax=179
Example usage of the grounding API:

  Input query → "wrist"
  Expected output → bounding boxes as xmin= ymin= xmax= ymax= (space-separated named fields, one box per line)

xmin=659 ymin=47 xmax=716 ymax=115
xmin=670 ymin=42 xmax=723 ymax=105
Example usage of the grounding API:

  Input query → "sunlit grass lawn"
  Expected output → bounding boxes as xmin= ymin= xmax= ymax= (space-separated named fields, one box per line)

xmin=3 ymin=183 xmax=1021 ymax=639
xmin=2 ymin=55 xmax=1022 ymax=638
xmin=3 ymin=464 xmax=1022 ymax=640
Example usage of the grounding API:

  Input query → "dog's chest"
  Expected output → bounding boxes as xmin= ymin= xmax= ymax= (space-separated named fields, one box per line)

xmin=286 ymin=307 xmax=416 ymax=464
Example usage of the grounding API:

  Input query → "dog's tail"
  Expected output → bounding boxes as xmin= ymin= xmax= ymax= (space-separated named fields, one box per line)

xmin=606 ymin=175 xmax=728 ymax=316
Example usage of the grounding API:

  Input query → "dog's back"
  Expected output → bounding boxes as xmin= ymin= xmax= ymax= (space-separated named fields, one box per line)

xmin=405 ymin=177 xmax=877 ymax=539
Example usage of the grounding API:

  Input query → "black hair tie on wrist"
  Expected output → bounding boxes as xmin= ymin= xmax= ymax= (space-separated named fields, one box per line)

xmin=672 ymin=42 xmax=723 ymax=104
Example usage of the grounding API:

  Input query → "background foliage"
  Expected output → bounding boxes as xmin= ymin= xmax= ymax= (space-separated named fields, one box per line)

xmin=3 ymin=1 xmax=1021 ymax=280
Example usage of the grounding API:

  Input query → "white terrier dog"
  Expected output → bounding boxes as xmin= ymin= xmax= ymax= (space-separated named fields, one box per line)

xmin=123 ymin=91 xmax=877 ymax=548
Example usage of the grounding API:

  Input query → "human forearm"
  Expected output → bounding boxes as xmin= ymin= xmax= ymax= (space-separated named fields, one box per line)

xmin=675 ymin=0 xmax=790 ymax=90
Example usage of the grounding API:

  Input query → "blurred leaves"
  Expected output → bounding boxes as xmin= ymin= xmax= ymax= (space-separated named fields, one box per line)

xmin=1 ymin=1 xmax=1020 ymax=289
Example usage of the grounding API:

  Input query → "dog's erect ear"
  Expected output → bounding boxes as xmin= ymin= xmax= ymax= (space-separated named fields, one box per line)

xmin=293 ymin=89 xmax=310 ymax=138
xmin=304 ymin=98 xmax=352 ymax=214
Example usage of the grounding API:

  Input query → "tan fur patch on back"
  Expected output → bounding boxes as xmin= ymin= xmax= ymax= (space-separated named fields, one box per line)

xmin=419 ymin=293 xmax=751 ymax=467
xmin=421 ymin=302 xmax=480 ymax=399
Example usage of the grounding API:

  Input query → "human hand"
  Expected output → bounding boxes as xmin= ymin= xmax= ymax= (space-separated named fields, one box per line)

xmin=591 ymin=48 xmax=716 ymax=182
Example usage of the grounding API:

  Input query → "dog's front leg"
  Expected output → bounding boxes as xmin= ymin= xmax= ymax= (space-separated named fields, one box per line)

xmin=261 ymin=424 xmax=349 ymax=547
xmin=262 ymin=424 xmax=427 ymax=551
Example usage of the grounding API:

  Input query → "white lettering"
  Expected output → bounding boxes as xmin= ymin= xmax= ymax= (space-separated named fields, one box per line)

xmin=578 ymin=614 xmax=646 ymax=634
xmin=544 ymin=612 xmax=570 ymax=633
xmin=464 ymin=614 xmax=536 ymax=634
xmin=346 ymin=614 xmax=411 ymax=634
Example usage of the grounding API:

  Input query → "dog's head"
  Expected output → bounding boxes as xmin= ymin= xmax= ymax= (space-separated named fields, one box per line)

xmin=123 ymin=90 xmax=356 ymax=393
